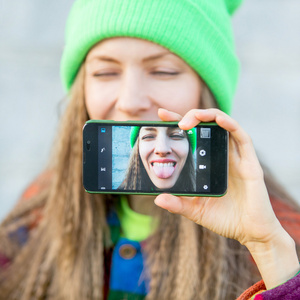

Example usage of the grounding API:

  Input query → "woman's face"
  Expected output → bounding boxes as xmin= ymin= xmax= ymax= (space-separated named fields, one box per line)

xmin=138 ymin=126 xmax=189 ymax=189
xmin=84 ymin=37 xmax=202 ymax=120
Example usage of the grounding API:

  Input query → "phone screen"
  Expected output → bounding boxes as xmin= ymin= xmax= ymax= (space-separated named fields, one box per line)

xmin=83 ymin=121 xmax=228 ymax=196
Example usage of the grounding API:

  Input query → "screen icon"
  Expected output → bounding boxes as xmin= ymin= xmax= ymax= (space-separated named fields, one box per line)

xmin=100 ymin=167 xmax=106 ymax=172
xmin=200 ymin=128 xmax=211 ymax=138
xmin=199 ymin=165 xmax=207 ymax=170
xmin=199 ymin=149 xmax=206 ymax=156
xmin=100 ymin=147 xmax=106 ymax=153
xmin=101 ymin=128 xmax=106 ymax=133
xmin=203 ymin=185 xmax=209 ymax=190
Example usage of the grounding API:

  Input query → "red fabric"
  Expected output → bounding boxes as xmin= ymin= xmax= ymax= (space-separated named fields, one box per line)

xmin=236 ymin=197 xmax=300 ymax=300
xmin=271 ymin=197 xmax=300 ymax=245
xmin=0 ymin=253 xmax=11 ymax=269
xmin=236 ymin=280 xmax=265 ymax=300
xmin=17 ymin=172 xmax=52 ymax=229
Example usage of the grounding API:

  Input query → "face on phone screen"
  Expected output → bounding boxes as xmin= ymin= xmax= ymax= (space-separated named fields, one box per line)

xmin=114 ymin=125 xmax=196 ymax=193
xmin=83 ymin=121 xmax=228 ymax=196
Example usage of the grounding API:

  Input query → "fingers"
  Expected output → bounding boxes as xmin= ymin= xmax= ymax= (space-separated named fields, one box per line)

xmin=154 ymin=194 xmax=205 ymax=225
xmin=216 ymin=114 xmax=260 ymax=164
xmin=179 ymin=109 xmax=230 ymax=130
xmin=178 ymin=109 xmax=216 ymax=129
xmin=159 ymin=108 xmax=257 ymax=161
xmin=158 ymin=108 xmax=182 ymax=122
xmin=179 ymin=109 xmax=256 ymax=158
xmin=154 ymin=194 xmax=183 ymax=213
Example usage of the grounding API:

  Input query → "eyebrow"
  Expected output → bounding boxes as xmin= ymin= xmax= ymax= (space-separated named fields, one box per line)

xmin=142 ymin=52 xmax=173 ymax=63
xmin=142 ymin=127 xmax=157 ymax=132
xmin=86 ymin=56 xmax=120 ymax=64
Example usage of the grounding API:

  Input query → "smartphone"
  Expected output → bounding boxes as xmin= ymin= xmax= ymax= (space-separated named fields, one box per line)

xmin=83 ymin=120 xmax=228 ymax=197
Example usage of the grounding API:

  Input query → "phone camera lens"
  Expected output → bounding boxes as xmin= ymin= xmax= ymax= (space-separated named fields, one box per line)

xmin=86 ymin=140 xmax=91 ymax=151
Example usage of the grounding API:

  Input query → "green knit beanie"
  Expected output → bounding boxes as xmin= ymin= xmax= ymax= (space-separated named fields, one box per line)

xmin=130 ymin=126 xmax=197 ymax=153
xmin=61 ymin=0 xmax=243 ymax=114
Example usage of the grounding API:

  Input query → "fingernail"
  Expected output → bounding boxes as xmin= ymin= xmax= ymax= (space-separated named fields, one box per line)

xmin=159 ymin=107 xmax=167 ymax=112
xmin=178 ymin=119 xmax=186 ymax=126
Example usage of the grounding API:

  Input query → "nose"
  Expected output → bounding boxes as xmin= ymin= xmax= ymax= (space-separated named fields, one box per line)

xmin=115 ymin=69 xmax=151 ymax=116
xmin=154 ymin=135 xmax=172 ymax=156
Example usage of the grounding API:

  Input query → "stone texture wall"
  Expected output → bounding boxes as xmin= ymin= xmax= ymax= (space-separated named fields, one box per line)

xmin=112 ymin=126 xmax=132 ymax=189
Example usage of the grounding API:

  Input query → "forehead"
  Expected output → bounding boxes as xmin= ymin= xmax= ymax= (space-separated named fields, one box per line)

xmin=140 ymin=126 xmax=181 ymax=133
xmin=86 ymin=37 xmax=184 ymax=64
xmin=89 ymin=37 xmax=166 ymax=53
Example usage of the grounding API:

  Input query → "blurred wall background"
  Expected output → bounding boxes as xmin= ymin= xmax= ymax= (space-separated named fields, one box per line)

xmin=1 ymin=0 xmax=299 ymax=221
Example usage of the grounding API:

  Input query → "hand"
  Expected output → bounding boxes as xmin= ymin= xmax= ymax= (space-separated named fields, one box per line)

xmin=155 ymin=108 xmax=299 ymax=289
xmin=156 ymin=108 xmax=276 ymax=244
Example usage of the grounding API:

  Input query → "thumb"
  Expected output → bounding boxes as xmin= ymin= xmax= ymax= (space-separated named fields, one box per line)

xmin=154 ymin=194 xmax=203 ymax=223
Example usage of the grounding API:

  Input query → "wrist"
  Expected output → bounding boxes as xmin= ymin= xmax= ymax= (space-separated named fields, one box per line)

xmin=245 ymin=227 xmax=299 ymax=289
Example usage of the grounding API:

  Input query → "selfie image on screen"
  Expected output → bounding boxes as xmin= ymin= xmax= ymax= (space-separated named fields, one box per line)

xmin=112 ymin=126 xmax=197 ymax=193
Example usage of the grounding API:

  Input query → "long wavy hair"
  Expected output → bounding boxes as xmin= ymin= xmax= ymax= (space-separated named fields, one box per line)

xmin=0 ymin=63 xmax=298 ymax=300
xmin=119 ymin=132 xmax=196 ymax=192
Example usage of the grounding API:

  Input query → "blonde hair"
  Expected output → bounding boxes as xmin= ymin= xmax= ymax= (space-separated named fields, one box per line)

xmin=0 ymin=65 xmax=109 ymax=300
xmin=0 ymin=63 xmax=296 ymax=300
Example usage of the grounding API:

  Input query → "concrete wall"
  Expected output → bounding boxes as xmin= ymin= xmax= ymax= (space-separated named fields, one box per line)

xmin=1 ymin=0 xmax=299 ymax=221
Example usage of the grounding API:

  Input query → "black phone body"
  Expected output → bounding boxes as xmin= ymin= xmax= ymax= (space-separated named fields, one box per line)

xmin=83 ymin=120 xmax=228 ymax=197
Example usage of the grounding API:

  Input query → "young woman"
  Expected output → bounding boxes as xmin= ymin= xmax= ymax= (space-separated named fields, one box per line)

xmin=1 ymin=1 xmax=300 ymax=299
xmin=119 ymin=126 xmax=196 ymax=192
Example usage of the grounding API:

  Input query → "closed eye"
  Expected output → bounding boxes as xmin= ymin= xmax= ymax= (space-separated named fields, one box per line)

xmin=169 ymin=134 xmax=185 ymax=140
xmin=93 ymin=72 xmax=119 ymax=77
xmin=151 ymin=71 xmax=180 ymax=76
xmin=141 ymin=134 xmax=156 ymax=140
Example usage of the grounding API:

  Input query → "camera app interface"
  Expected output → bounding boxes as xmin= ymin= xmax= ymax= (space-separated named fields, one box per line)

xmin=98 ymin=125 xmax=211 ymax=193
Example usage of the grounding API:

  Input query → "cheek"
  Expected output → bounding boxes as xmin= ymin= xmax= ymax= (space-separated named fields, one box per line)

xmin=149 ymin=78 xmax=201 ymax=114
xmin=173 ymin=141 xmax=189 ymax=161
xmin=85 ymin=97 xmax=103 ymax=120
xmin=139 ymin=142 xmax=153 ymax=165
xmin=84 ymin=79 xmax=118 ymax=119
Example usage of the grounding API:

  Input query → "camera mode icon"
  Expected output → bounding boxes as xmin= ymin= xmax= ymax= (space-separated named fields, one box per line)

xmin=199 ymin=149 xmax=206 ymax=156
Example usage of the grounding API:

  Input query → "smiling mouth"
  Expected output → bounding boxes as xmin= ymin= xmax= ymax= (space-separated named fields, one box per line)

xmin=151 ymin=162 xmax=176 ymax=179
xmin=151 ymin=162 xmax=176 ymax=167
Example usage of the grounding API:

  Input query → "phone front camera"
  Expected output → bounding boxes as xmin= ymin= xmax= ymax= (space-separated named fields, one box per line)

xmin=86 ymin=140 xmax=91 ymax=151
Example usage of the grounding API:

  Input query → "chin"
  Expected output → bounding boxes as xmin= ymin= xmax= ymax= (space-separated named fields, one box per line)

xmin=152 ymin=179 xmax=177 ymax=190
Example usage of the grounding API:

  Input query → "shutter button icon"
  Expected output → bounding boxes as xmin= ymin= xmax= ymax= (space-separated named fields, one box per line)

xmin=199 ymin=149 xmax=206 ymax=156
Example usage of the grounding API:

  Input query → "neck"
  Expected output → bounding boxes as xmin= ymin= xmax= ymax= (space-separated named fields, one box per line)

xmin=128 ymin=195 xmax=156 ymax=215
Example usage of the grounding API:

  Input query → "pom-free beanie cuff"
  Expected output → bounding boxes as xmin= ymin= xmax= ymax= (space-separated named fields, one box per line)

xmin=61 ymin=0 xmax=243 ymax=114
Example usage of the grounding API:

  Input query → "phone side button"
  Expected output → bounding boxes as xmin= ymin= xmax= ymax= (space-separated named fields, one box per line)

xmin=83 ymin=152 xmax=86 ymax=164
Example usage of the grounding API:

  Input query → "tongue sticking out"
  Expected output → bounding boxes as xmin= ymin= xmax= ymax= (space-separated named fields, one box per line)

xmin=152 ymin=163 xmax=175 ymax=179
